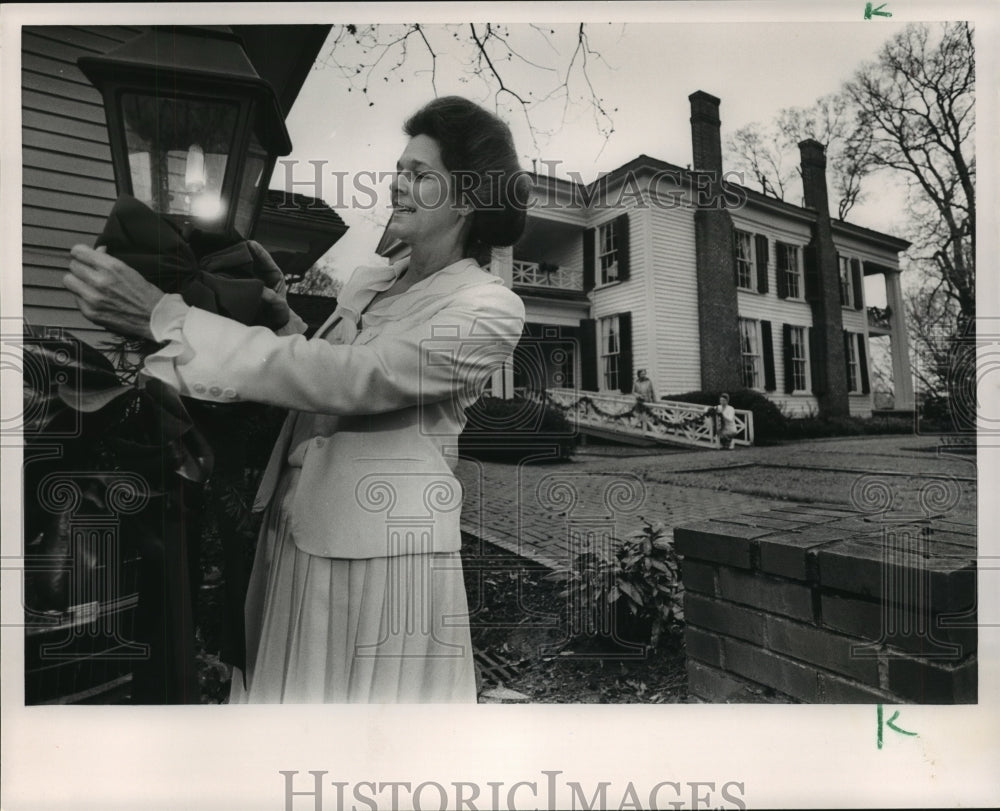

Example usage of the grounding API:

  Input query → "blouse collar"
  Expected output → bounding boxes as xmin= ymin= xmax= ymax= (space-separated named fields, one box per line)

xmin=319 ymin=256 xmax=497 ymax=341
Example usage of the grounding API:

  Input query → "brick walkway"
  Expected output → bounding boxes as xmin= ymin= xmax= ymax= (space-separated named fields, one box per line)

xmin=455 ymin=435 xmax=977 ymax=571
xmin=457 ymin=457 xmax=778 ymax=570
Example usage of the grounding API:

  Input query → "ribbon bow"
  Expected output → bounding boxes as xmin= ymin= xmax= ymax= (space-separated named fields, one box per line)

xmin=95 ymin=194 xmax=273 ymax=326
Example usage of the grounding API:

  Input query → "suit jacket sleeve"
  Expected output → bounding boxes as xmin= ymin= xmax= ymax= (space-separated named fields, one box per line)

xmin=143 ymin=287 xmax=525 ymax=415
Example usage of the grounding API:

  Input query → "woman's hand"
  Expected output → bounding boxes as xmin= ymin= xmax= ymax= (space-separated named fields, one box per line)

xmin=64 ymin=245 xmax=165 ymax=340
xmin=247 ymin=240 xmax=288 ymax=297
xmin=247 ymin=240 xmax=298 ymax=330
xmin=259 ymin=287 xmax=291 ymax=330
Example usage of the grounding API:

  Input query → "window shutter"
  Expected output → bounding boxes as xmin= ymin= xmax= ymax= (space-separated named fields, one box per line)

xmin=782 ymin=323 xmax=794 ymax=394
xmin=776 ymin=244 xmax=788 ymax=299
xmin=617 ymin=311 xmax=633 ymax=394
xmin=732 ymin=230 xmax=740 ymax=287
xmin=755 ymin=234 xmax=769 ymax=294
xmin=579 ymin=319 xmax=598 ymax=391
xmin=843 ymin=330 xmax=854 ymax=392
xmin=761 ymin=320 xmax=776 ymax=391
xmin=803 ymin=243 xmax=818 ymax=300
xmin=809 ymin=326 xmax=826 ymax=395
xmin=835 ymin=252 xmax=846 ymax=306
xmin=851 ymin=258 xmax=864 ymax=311
xmin=615 ymin=213 xmax=631 ymax=282
xmin=857 ymin=334 xmax=871 ymax=394
xmin=583 ymin=228 xmax=595 ymax=292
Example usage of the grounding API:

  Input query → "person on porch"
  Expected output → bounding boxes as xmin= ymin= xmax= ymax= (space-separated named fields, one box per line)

xmin=632 ymin=368 xmax=656 ymax=404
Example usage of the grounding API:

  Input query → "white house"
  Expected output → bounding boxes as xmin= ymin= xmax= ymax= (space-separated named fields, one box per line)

xmin=384 ymin=91 xmax=913 ymax=418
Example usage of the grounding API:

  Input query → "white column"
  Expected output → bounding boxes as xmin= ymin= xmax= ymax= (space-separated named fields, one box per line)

xmin=489 ymin=245 xmax=514 ymax=288
xmin=884 ymin=269 xmax=915 ymax=410
xmin=489 ymin=246 xmax=515 ymax=398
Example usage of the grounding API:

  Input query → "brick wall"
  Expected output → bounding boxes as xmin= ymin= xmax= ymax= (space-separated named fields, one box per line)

xmin=694 ymin=209 xmax=742 ymax=392
xmin=675 ymin=507 xmax=977 ymax=703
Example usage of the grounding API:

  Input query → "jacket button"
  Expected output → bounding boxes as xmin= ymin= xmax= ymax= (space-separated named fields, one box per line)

xmin=193 ymin=383 xmax=206 ymax=394
xmin=315 ymin=437 xmax=325 ymax=448
xmin=223 ymin=388 xmax=238 ymax=400
xmin=209 ymin=386 xmax=222 ymax=397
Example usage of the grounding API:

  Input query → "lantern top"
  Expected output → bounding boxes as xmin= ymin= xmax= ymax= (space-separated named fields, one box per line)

xmin=78 ymin=26 xmax=292 ymax=155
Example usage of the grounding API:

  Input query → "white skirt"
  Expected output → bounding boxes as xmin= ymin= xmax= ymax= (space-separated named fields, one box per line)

xmin=229 ymin=468 xmax=477 ymax=703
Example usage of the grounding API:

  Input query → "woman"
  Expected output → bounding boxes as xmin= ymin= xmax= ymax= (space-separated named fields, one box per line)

xmin=64 ymin=96 xmax=528 ymax=703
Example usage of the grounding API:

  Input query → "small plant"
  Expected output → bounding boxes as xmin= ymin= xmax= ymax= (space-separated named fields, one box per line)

xmin=613 ymin=521 xmax=684 ymax=650
xmin=549 ymin=519 xmax=684 ymax=650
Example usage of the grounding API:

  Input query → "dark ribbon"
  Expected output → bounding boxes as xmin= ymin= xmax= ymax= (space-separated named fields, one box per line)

xmin=95 ymin=194 xmax=269 ymax=326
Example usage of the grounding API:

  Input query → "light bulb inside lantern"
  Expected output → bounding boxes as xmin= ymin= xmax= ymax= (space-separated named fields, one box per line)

xmin=191 ymin=193 xmax=226 ymax=221
xmin=184 ymin=144 xmax=206 ymax=193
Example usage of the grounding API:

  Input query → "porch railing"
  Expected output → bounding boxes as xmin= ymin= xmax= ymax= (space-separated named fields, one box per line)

xmin=536 ymin=388 xmax=754 ymax=448
xmin=511 ymin=259 xmax=584 ymax=291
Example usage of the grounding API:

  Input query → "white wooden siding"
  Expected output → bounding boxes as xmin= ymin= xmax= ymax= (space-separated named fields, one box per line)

xmin=646 ymin=198 xmax=701 ymax=396
xmin=832 ymin=234 xmax=883 ymax=334
xmin=835 ymin=234 xmax=892 ymax=417
xmin=732 ymin=207 xmax=812 ymax=245
xmin=518 ymin=171 xmax=899 ymax=417
xmin=589 ymin=206 xmax=651 ymax=392
xmin=22 ymin=25 xmax=142 ymax=347
xmin=732 ymin=208 xmax=818 ymax=415
xmin=849 ymin=397 xmax=874 ymax=417
xmin=832 ymin=232 xmax=902 ymax=269
xmin=525 ymin=186 xmax=589 ymax=227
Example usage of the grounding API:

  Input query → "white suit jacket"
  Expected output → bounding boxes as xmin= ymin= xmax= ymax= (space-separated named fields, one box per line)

xmin=144 ymin=258 xmax=525 ymax=558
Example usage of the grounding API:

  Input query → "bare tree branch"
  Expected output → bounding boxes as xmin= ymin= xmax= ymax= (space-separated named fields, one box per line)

xmin=847 ymin=22 xmax=975 ymax=321
xmin=316 ymin=23 xmax=616 ymax=155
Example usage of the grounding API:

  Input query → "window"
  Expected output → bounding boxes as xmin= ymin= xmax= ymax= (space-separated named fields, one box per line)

xmin=789 ymin=326 xmax=809 ymax=392
xmin=599 ymin=315 xmax=621 ymax=391
xmin=598 ymin=220 xmax=618 ymax=285
xmin=739 ymin=318 xmax=762 ymax=390
xmin=846 ymin=332 xmax=860 ymax=392
xmin=735 ymin=230 xmax=754 ymax=290
xmin=839 ymin=256 xmax=853 ymax=307
xmin=776 ymin=242 xmax=802 ymax=299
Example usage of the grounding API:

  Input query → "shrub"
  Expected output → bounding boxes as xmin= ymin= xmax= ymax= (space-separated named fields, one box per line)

xmin=783 ymin=414 xmax=913 ymax=440
xmin=548 ymin=520 xmax=683 ymax=651
xmin=660 ymin=388 xmax=787 ymax=445
xmin=460 ymin=395 xmax=577 ymax=462
xmin=916 ymin=394 xmax=977 ymax=435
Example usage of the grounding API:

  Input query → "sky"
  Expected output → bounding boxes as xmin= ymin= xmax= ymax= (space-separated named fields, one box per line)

xmin=277 ymin=20 xmax=919 ymax=286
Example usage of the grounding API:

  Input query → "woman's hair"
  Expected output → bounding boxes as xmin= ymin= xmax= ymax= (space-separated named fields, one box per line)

xmin=404 ymin=96 xmax=529 ymax=262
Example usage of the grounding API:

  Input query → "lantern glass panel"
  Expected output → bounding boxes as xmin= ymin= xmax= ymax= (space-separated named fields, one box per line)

xmin=233 ymin=129 xmax=268 ymax=238
xmin=121 ymin=93 xmax=239 ymax=225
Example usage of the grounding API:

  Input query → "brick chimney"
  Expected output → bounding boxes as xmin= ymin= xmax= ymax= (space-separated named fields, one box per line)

xmin=689 ymin=91 xmax=723 ymax=174
xmin=690 ymin=90 xmax=741 ymax=393
xmin=798 ymin=139 xmax=849 ymax=416
xmin=799 ymin=139 xmax=832 ymax=216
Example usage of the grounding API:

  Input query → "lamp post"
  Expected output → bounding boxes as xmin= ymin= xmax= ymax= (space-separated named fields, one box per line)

xmin=78 ymin=26 xmax=292 ymax=239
